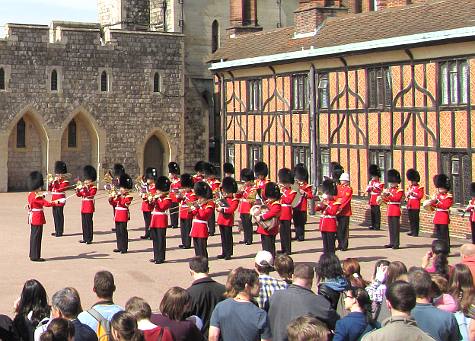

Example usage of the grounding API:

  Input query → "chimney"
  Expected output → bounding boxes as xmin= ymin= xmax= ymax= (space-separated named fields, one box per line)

xmin=294 ymin=0 xmax=348 ymax=35
xmin=227 ymin=0 xmax=262 ymax=38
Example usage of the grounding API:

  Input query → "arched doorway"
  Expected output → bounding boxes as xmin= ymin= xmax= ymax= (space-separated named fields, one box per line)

xmin=143 ymin=135 xmax=166 ymax=176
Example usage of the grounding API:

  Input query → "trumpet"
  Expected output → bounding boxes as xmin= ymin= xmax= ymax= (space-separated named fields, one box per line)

xmin=376 ymin=188 xmax=391 ymax=206
xmin=422 ymin=193 xmax=437 ymax=212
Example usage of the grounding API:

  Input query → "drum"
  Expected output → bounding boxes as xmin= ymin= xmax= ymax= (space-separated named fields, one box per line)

xmin=422 ymin=199 xmax=435 ymax=212
xmin=250 ymin=205 xmax=277 ymax=231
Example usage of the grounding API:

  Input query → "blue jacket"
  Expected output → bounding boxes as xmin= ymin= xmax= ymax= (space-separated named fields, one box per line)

xmin=334 ymin=312 xmax=379 ymax=341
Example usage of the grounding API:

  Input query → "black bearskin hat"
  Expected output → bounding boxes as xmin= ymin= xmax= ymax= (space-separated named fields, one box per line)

xmin=145 ymin=167 xmax=158 ymax=181
xmin=265 ymin=182 xmax=281 ymax=200
xmin=54 ymin=161 xmax=67 ymax=175
xmin=223 ymin=162 xmax=235 ymax=175
xmin=180 ymin=174 xmax=194 ymax=189
xmin=240 ymin=168 xmax=255 ymax=182
xmin=278 ymin=168 xmax=294 ymax=185
xmin=387 ymin=169 xmax=401 ymax=184
xmin=221 ymin=177 xmax=238 ymax=193
xmin=119 ymin=174 xmax=133 ymax=189
xmin=369 ymin=164 xmax=381 ymax=178
xmin=203 ymin=163 xmax=216 ymax=177
xmin=433 ymin=174 xmax=450 ymax=191
xmin=406 ymin=168 xmax=420 ymax=182
xmin=83 ymin=165 xmax=97 ymax=181
xmin=194 ymin=161 xmax=206 ymax=173
xmin=28 ymin=171 xmax=44 ymax=191
xmin=470 ymin=182 xmax=475 ymax=197
xmin=322 ymin=179 xmax=338 ymax=196
xmin=254 ymin=161 xmax=269 ymax=177
xmin=194 ymin=181 xmax=212 ymax=199
xmin=156 ymin=176 xmax=171 ymax=192
xmin=330 ymin=162 xmax=344 ymax=181
xmin=168 ymin=162 xmax=180 ymax=175
xmin=294 ymin=163 xmax=309 ymax=182
xmin=113 ymin=163 xmax=125 ymax=177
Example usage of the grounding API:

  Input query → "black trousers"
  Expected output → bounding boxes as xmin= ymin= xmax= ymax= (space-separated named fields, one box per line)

xmin=151 ymin=228 xmax=167 ymax=261
xmin=180 ymin=219 xmax=192 ymax=248
xmin=435 ymin=224 xmax=450 ymax=249
xmin=261 ymin=234 xmax=276 ymax=257
xmin=471 ymin=221 xmax=475 ymax=244
xmin=219 ymin=225 xmax=233 ymax=257
xmin=241 ymin=213 xmax=253 ymax=244
xmin=170 ymin=202 xmax=179 ymax=228
xmin=142 ymin=211 xmax=151 ymax=237
xmin=208 ymin=211 xmax=216 ymax=235
xmin=115 ymin=222 xmax=128 ymax=252
xmin=293 ymin=209 xmax=307 ymax=241
xmin=408 ymin=209 xmax=420 ymax=236
xmin=193 ymin=238 xmax=208 ymax=258
xmin=322 ymin=232 xmax=336 ymax=254
xmin=52 ymin=206 xmax=64 ymax=236
xmin=81 ymin=213 xmax=94 ymax=243
xmin=279 ymin=220 xmax=292 ymax=255
xmin=388 ymin=216 xmax=400 ymax=247
xmin=337 ymin=215 xmax=350 ymax=250
xmin=370 ymin=205 xmax=381 ymax=230
xmin=30 ymin=225 xmax=43 ymax=260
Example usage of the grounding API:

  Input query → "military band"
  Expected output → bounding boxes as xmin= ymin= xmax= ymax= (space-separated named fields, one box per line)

xmin=405 ymin=168 xmax=424 ymax=237
xmin=293 ymin=164 xmax=313 ymax=242
xmin=168 ymin=162 xmax=181 ymax=229
xmin=315 ymin=179 xmax=340 ymax=254
xmin=149 ymin=176 xmax=172 ymax=264
xmin=381 ymin=169 xmax=404 ymax=249
xmin=237 ymin=168 xmax=257 ymax=245
xmin=139 ymin=167 xmax=157 ymax=240
xmin=367 ymin=164 xmax=384 ymax=231
xmin=278 ymin=168 xmax=296 ymax=255
xmin=76 ymin=165 xmax=97 ymax=244
xmin=178 ymin=174 xmax=196 ymax=249
xmin=109 ymin=174 xmax=133 ymax=253
xmin=216 ymin=177 xmax=239 ymax=260
xmin=336 ymin=172 xmax=352 ymax=251
xmin=49 ymin=161 xmax=69 ymax=237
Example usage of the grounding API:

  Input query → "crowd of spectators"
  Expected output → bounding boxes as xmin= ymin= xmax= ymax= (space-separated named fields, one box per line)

xmin=0 ymin=242 xmax=474 ymax=341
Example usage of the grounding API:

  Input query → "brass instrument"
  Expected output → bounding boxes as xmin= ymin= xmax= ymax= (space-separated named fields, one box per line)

xmin=75 ymin=180 xmax=83 ymax=191
xmin=376 ymin=188 xmax=390 ymax=206
xmin=47 ymin=173 xmax=54 ymax=183
xmin=422 ymin=193 xmax=437 ymax=212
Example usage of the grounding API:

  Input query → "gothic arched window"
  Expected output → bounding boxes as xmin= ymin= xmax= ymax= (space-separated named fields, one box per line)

xmin=17 ymin=118 xmax=26 ymax=148
xmin=51 ymin=69 xmax=58 ymax=91
xmin=211 ymin=20 xmax=219 ymax=53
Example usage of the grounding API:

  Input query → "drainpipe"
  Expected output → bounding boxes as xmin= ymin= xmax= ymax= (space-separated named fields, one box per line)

xmin=309 ymin=64 xmax=317 ymax=215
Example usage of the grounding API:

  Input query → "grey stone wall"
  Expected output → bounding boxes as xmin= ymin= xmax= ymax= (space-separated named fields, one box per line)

xmin=123 ymin=0 xmax=151 ymax=30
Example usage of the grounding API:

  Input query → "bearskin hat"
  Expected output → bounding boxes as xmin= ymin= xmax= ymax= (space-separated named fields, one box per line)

xmin=156 ymin=176 xmax=171 ymax=192
xmin=470 ymin=182 xmax=475 ymax=197
xmin=119 ymin=174 xmax=133 ymax=190
xmin=369 ymin=164 xmax=381 ymax=178
xmin=294 ymin=163 xmax=309 ymax=182
xmin=278 ymin=168 xmax=294 ymax=185
xmin=221 ymin=177 xmax=238 ymax=193
xmin=145 ymin=167 xmax=158 ymax=181
xmin=330 ymin=162 xmax=344 ymax=181
xmin=254 ymin=161 xmax=269 ymax=177
xmin=203 ymin=162 xmax=216 ymax=177
xmin=406 ymin=168 xmax=420 ymax=182
xmin=83 ymin=165 xmax=97 ymax=181
xmin=180 ymin=173 xmax=194 ymax=189
xmin=54 ymin=161 xmax=67 ymax=175
xmin=240 ymin=168 xmax=255 ymax=182
xmin=322 ymin=179 xmax=338 ymax=196
xmin=113 ymin=163 xmax=125 ymax=177
xmin=168 ymin=162 xmax=180 ymax=175
xmin=194 ymin=181 xmax=212 ymax=199
xmin=223 ymin=162 xmax=235 ymax=175
xmin=194 ymin=161 xmax=206 ymax=173
xmin=387 ymin=169 xmax=401 ymax=184
xmin=265 ymin=182 xmax=281 ymax=200
xmin=28 ymin=171 xmax=44 ymax=191
xmin=433 ymin=174 xmax=450 ymax=190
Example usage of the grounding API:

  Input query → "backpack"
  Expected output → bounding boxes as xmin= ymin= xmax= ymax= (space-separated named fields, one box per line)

xmin=454 ymin=311 xmax=472 ymax=341
xmin=88 ymin=308 xmax=112 ymax=341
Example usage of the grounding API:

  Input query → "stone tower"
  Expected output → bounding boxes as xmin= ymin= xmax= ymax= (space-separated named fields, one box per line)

xmin=98 ymin=0 xmax=150 ymax=30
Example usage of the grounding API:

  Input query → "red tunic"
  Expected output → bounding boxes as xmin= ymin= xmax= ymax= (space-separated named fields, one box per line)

xmin=48 ymin=179 xmax=69 ymax=207
xmin=315 ymin=200 xmax=340 ymax=233
xmin=190 ymin=200 xmax=215 ymax=238
xmin=466 ymin=199 xmax=475 ymax=223
xmin=193 ymin=174 xmax=204 ymax=184
xmin=430 ymin=193 xmax=453 ymax=225
xmin=383 ymin=186 xmax=404 ymax=217
xmin=238 ymin=183 xmax=257 ymax=214
xmin=294 ymin=182 xmax=313 ymax=212
xmin=255 ymin=178 xmax=269 ymax=200
xmin=256 ymin=201 xmax=281 ymax=236
xmin=367 ymin=179 xmax=384 ymax=206
xmin=27 ymin=192 xmax=57 ymax=225
xmin=206 ymin=178 xmax=221 ymax=195
xmin=76 ymin=184 xmax=97 ymax=214
xmin=169 ymin=175 xmax=181 ymax=203
xmin=406 ymin=184 xmax=424 ymax=210
xmin=180 ymin=190 xmax=198 ymax=220
xmin=337 ymin=184 xmax=353 ymax=216
xmin=150 ymin=195 xmax=172 ymax=228
xmin=280 ymin=187 xmax=297 ymax=221
xmin=217 ymin=196 xmax=239 ymax=227
xmin=109 ymin=194 xmax=133 ymax=222
xmin=141 ymin=184 xmax=156 ymax=212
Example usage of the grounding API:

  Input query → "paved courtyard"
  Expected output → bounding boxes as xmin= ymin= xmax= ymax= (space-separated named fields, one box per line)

xmin=0 ymin=191 xmax=466 ymax=314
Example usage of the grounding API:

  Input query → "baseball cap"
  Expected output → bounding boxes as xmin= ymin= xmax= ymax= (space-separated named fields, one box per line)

xmin=339 ymin=173 xmax=350 ymax=182
xmin=255 ymin=250 xmax=274 ymax=267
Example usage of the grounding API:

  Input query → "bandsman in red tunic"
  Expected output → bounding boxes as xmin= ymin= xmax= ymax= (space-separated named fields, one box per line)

xmin=336 ymin=172 xmax=352 ymax=251
xmin=223 ymin=162 xmax=235 ymax=178
xmin=190 ymin=181 xmax=215 ymax=258
xmin=76 ymin=165 xmax=97 ymax=244
xmin=193 ymin=161 xmax=206 ymax=184
xmin=149 ymin=176 xmax=172 ymax=264
xmin=254 ymin=182 xmax=281 ymax=257
xmin=406 ymin=168 xmax=424 ymax=237
xmin=178 ymin=174 xmax=196 ymax=249
xmin=366 ymin=164 xmax=384 ymax=230
xmin=293 ymin=164 xmax=313 ymax=242
xmin=237 ymin=168 xmax=257 ymax=245
xmin=168 ymin=162 xmax=181 ymax=229
xmin=204 ymin=162 xmax=220 ymax=236
xmin=27 ymin=171 xmax=63 ymax=262
xmin=278 ymin=168 xmax=296 ymax=255
xmin=139 ymin=167 xmax=157 ymax=240
xmin=429 ymin=174 xmax=453 ymax=249
xmin=254 ymin=161 xmax=269 ymax=201
xmin=464 ymin=182 xmax=475 ymax=244
xmin=109 ymin=174 xmax=133 ymax=253
xmin=315 ymin=179 xmax=340 ymax=254
xmin=216 ymin=177 xmax=239 ymax=260
xmin=48 ymin=161 xmax=69 ymax=237
xmin=109 ymin=163 xmax=125 ymax=232
xmin=381 ymin=169 xmax=404 ymax=249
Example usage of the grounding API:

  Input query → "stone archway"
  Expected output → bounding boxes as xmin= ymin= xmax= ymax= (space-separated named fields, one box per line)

xmin=139 ymin=129 xmax=173 ymax=177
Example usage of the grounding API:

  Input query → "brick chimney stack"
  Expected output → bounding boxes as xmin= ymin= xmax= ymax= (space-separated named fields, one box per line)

xmin=294 ymin=0 xmax=348 ymax=35
xmin=227 ymin=0 xmax=263 ymax=38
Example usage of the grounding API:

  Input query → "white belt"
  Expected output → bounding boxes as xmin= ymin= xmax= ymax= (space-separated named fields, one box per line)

xmin=152 ymin=211 xmax=167 ymax=215
xmin=182 ymin=204 xmax=188 ymax=207
xmin=388 ymin=202 xmax=401 ymax=205
xmin=82 ymin=198 xmax=94 ymax=201
xmin=321 ymin=215 xmax=336 ymax=219
xmin=115 ymin=207 xmax=128 ymax=211
xmin=436 ymin=209 xmax=449 ymax=212
xmin=31 ymin=208 xmax=43 ymax=212
xmin=241 ymin=199 xmax=249 ymax=202
xmin=370 ymin=192 xmax=379 ymax=195
xmin=193 ymin=219 xmax=208 ymax=225
xmin=281 ymin=204 xmax=291 ymax=207
xmin=51 ymin=192 xmax=65 ymax=195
